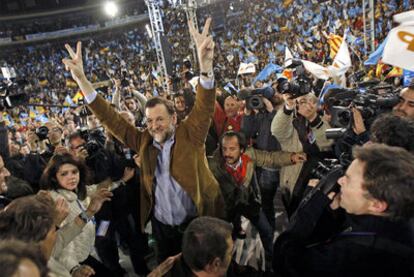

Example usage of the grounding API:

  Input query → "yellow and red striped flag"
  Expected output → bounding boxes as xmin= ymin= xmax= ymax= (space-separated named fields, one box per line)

xmin=327 ymin=34 xmax=343 ymax=59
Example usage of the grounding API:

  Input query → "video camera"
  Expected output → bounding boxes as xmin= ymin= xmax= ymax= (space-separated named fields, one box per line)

xmin=277 ymin=59 xmax=312 ymax=99
xmin=237 ymin=86 xmax=275 ymax=110
xmin=324 ymin=82 xmax=400 ymax=139
xmin=0 ymin=80 xmax=28 ymax=111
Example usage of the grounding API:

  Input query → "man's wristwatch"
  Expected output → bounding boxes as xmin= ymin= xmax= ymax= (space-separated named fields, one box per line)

xmin=78 ymin=211 xmax=92 ymax=224
xmin=201 ymin=71 xmax=214 ymax=79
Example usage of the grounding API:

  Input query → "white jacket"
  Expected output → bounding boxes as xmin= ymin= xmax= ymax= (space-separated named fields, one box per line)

xmin=49 ymin=187 xmax=97 ymax=272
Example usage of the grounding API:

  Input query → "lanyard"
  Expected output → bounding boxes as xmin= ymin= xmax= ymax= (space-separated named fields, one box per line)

xmin=76 ymin=199 xmax=96 ymax=225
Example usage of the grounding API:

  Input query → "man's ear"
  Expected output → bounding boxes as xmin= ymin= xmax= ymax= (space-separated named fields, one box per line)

xmin=172 ymin=112 xmax=178 ymax=125
xmin=368 ymin=199 xmax=388 ymax=214
xmin=204 ymin=258 xmax=222 ymax=274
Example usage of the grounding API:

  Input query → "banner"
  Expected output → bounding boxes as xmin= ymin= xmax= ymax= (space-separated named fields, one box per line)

xmin=382 ymin=10 xmax=414 ymax=71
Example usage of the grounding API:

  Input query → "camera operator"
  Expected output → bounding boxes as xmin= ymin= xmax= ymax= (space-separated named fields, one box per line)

xmin=241 ymin=85 xmax=284 ymax=230
xmin=271 ymin=92 xmax=333 ymax=216
xmin=273 ymin=144 xmax=414 ymax=277
xmin=393 ymin=85 xmax=414 ymax=119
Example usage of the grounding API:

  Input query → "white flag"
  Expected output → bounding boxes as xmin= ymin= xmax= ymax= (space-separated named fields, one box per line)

xmin=237 ymin=63 xmax=256 ymax=75
xmin=284 ymin=46 xmax=294 ymax=67
xmin=382 ymin=10 xmax=414 ymax=71
xmin=301 ymin=60 xmax=330 ymax=80
xmin=327 ymin=36 xmax=351 ymax=77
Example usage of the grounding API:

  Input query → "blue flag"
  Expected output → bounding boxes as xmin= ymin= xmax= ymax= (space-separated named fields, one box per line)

xmin=364 ymin=35 xmax=389 ymax=66
xmin=403 ymin=70 xmax=414 ymax=87
xmin=254 ymin=63 xmax=283 ymax=83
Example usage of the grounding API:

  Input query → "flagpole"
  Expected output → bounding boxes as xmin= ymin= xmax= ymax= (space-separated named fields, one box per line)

xmin=362 ymin=0 xmax=367 ymax=52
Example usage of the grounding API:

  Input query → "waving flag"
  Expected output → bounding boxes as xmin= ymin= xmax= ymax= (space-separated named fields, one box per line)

xmin=254 ymin=63 xmax=283 ymax=83
xmin=327 ymin=34 xmax=343 ymax=58
xmin=364 ymin=35 xmax=389 ymax=66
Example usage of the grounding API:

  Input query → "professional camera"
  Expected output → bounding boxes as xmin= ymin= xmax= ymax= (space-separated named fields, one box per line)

xmin=35 ymin=126 xmax=49 ymax=141
xmin=237 ymin=86 xmax=275 ymax=110
xmin=277 ymin=60 xmax=312 ymax=99
xmin=0 ymin=80 xmax=28 ymax=110
xmin=324 ymin=84 xmax=400 ymax=139
xmin=78 ymin=128 xmax=104 ymax=157
xmin=311 ymin=159 xmax=345 ymax=195
xmin=291 ymin=158 xmax=347 ymax=224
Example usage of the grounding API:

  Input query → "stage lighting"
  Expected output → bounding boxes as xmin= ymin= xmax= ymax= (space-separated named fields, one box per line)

xmin=104 ymin=1 xmax=118 ymax=17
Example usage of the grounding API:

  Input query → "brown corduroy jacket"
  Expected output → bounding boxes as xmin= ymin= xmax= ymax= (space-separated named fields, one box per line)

xmin=88 ymin=84 xmax=224 ymax=231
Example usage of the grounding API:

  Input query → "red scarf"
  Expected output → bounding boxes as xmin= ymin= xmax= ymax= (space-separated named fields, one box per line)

xmin=225 ymin=154 xmax=251 ymax=186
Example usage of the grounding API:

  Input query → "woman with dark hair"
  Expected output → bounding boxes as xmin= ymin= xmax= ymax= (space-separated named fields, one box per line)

xmin=40 ymin=153 xmax=130 ymax=277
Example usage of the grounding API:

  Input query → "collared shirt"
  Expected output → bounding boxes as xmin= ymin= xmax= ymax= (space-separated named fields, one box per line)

xmin=153 ymin=134 xmax=197 ymax=226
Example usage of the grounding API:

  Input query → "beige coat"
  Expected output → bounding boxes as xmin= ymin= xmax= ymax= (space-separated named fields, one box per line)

xmin=271 ymin=110 xmax=333 ymax=193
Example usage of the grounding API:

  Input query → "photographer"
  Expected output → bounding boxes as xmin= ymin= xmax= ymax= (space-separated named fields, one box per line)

xmin=271 ymin=92 xmax=333 ymax=216
xmin=241 ymin=86 xmax=284 ymax=230
xmin=22 ymin=121 xmax=66 ymax=191
xmin=102 ymin=110 xmax=151 ymax=275
xmin=273 ymin=144 xmax=414 ymax=277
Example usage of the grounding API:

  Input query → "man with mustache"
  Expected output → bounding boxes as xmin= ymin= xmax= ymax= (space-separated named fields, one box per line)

xmin=208 ymin=131 xmax=306 ymax=271
xmin=62 ymin=18 xmax=225 ymax=263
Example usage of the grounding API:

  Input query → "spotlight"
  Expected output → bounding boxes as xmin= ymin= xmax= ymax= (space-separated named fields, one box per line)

xmin=104 ymin=1 xmax=119 ymax=17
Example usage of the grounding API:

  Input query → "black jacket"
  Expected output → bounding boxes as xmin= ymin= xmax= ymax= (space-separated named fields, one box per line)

xmin=273 ymin=191 xmax=414 ymax=277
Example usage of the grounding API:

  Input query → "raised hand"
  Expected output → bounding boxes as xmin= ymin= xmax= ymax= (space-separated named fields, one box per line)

xmin=62 ymin=42 xmax=85 ymax=83
xmin=188 ymin=17 xmax=214 ymax=74
xmin=62 ymin=42 xmax=95 ymax=97
xmin=86 ymin=188 xmax=113 ymax=216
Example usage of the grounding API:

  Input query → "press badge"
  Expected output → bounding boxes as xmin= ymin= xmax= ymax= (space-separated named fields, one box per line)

xmin=97 ymin=220 xmax=110 ymax=237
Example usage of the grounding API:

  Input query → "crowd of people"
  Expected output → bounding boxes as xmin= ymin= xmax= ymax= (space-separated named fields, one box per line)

xmin=1 ymin=0 xmax=414 ymax=276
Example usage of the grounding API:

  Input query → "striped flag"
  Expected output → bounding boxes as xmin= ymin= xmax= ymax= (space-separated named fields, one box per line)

xmin=327 ymin=34 xmax=343 ymax=58
xmin=72 ymin=91 xmax=84 ymax=103
xmin=385 ymin=67 xmax=403 ymax=79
